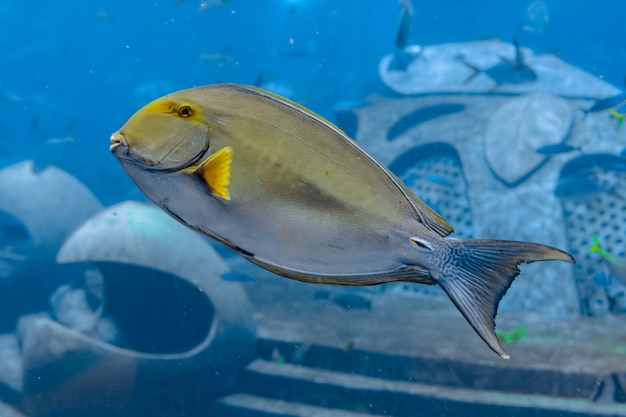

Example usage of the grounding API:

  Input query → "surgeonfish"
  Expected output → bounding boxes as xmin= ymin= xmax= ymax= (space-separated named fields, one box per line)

xmin=109 ymin=83 xmax=574 ymax=359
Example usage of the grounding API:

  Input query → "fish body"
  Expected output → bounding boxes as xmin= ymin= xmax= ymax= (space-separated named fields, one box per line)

xmin=395 ymin=0 xmax=414 ymax=50
xmin=536 ymin=143 xmax=581 ymax=155
xmin=584 ymin=92 xmax=626 ymax=114
xmin=110 ymin=83 xmax=574 ymax=358
xmin=389 ymin=0 xmax=420 ymax=71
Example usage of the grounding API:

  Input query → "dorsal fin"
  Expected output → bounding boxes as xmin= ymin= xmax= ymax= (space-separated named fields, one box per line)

xmin=395 ymin=177 xmax=454 ymax=237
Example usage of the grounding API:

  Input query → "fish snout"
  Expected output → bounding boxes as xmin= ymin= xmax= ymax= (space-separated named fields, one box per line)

xmin=109 ymin=133 xmax=126 ymax=152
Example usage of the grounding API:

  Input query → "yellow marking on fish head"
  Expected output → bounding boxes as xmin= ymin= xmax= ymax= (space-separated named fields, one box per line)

xmin=111 ymin=93 xmax=211 ymax=172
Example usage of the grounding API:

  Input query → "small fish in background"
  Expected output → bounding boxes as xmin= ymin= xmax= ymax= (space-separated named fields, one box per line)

xmin=395 ymin=0 xmax=414 ymax=50
xmin=341 ymin=341 xmax=354 ymax=352
xmin=582 ymin=91 xmax=626 ymax=114
xmin=462 ymin=39 xmax=537 ymax=86
xmin=425 ymin=173 xmax=454 ymax=188
xmin=535 ymin=143 xmax=581 ymax=155
xmin=589 ymin=234 xmax=619 ymax=265
xmin=588 ymin=235 xmax=626 ymax=314
xmin=388 ymin=0 xmax=421 ymax=71
xmin=332 ymin=293 xmax=372 ymax=311
xmin=271 ymin=347 xmax=285 ymax=365
xmin=610 ymin=108 xmax=625 ymax=129
xmin=495 ymin=326 xmax=526 ymax=344
xmin=33 ymin=133 xmax=81 ymax=174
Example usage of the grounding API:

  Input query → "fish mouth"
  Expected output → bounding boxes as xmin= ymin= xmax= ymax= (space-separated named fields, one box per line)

xmin=109 ymin=133 xmax=125 ymax=152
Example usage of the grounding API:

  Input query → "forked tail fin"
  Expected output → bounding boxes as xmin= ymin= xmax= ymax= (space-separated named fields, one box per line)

xmin=433 ymin=238 xmax=574 ymax=358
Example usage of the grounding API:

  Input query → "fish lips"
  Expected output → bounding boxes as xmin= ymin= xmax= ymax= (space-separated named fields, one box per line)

xmin=109 ymin=131 xmax=211 ymax=173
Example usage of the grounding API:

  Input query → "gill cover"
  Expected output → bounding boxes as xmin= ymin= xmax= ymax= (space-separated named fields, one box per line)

xmin=121 ymin=99 xmax=211 ymax=172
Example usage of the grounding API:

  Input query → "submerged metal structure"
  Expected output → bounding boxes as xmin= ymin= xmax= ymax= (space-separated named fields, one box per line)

xmin=340 ymin=39 xmax=626 ymax=319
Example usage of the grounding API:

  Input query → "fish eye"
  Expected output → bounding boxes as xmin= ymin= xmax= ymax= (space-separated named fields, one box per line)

xmin=177 ymin=104 xmax=194 ymax=118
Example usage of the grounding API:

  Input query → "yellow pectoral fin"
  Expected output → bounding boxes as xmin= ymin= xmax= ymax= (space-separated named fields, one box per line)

xmin=195 ymin=146 xmax=233 ymax=200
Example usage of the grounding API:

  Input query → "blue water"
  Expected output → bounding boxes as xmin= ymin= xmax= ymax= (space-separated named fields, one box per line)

xmin=1 ymin=0 xmax=625 ymax=204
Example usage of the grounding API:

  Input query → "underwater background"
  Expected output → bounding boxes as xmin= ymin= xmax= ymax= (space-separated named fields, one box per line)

xmin=1 ymin=0 xmax=625 ymax=201
xmin=1 ymin=0 xmax=626 ymax=416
